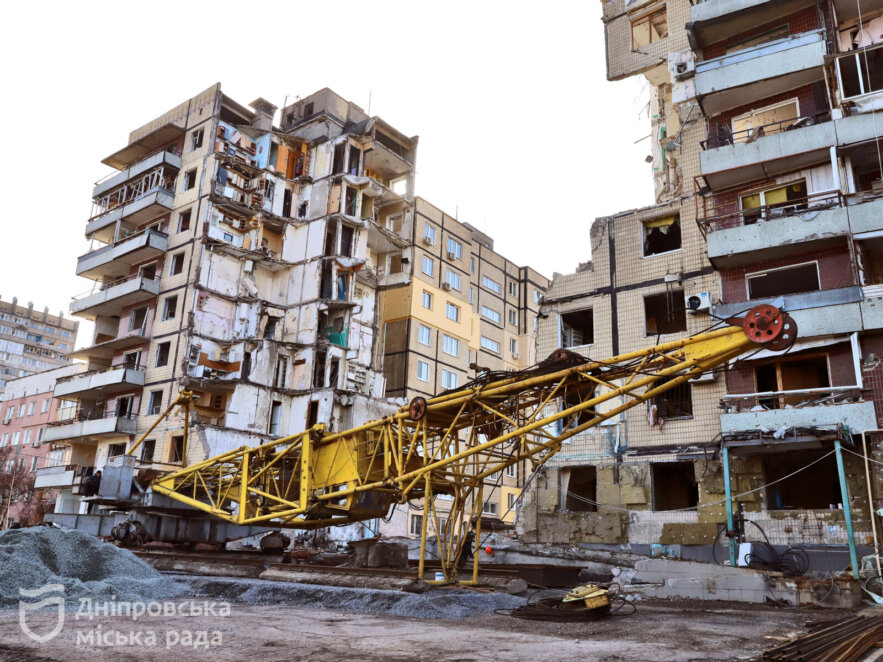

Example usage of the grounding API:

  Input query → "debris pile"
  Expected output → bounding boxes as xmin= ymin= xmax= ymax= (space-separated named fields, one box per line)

xmin=0 ymin=527 xmax=183 ymax=608
xmin=188 ymin=576 xmax=525 ymax=619
xmin=762 ymin=615 xmax=883 ymax=661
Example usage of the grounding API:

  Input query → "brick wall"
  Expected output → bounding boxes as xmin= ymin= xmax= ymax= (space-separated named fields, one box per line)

xmin=720 ymin=244 xmax=855 ymax=303
xmin=702 ymin=7 xmax=822 ymax=60
xmin=725 ymin=341 xmax=856 ymax=393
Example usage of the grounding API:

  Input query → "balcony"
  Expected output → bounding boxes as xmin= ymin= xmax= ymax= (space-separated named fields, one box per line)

xmin=86 ymin=190 xmax=175 ymax=243
xmin=695 ymin=30 xmax=826 ymax=116
xmin=54 ymin=367 xmax=145 ymax=399
xmin=67 ymin=333 xmax=150 ymax=363
xmin=76 ymin=229 xmax=168 ymax=281
xmin=70 ymin=275 xmax=160 ymax=320
xmin=689 ymin=0 xmax=816 ymax=49
xmin=714 ymin=287 xmax=865 ymax=337
xmin=720 ymin=386 xmax=877 ymax=436
xmin=43 ymin=414 xmax=137 ymax=444
xmin=34 ymin=464 xmax=94 ymax=490
xmin=94 ymin=150 xmax=182 ymax=199
xmin=701 ymin=113 xmax=883 ymax=190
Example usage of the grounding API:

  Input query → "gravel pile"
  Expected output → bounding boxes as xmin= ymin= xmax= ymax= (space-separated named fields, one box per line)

xmin=188 ymin=576 xmax=526 ymax=619
xmin=0 ymin=527 xmax=183 ymax=608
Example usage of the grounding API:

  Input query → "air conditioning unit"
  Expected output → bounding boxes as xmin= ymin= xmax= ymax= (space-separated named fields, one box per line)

xmin=422 ymin=236 xmax=433 ymax=246
xmin=685 ymin=292 xmax=712 ymax=313
xmin=442 ymin=282 xmax=452 ymax=291
xmin=674 ymin=59 xmax=695 ymax=80
xmin=446 ymin=250 xmax=457 ymax=260
xmin=512 ymin=352 xmax=520 ymax=360
xmin=690 ymin=370 xmax=717 ymax=383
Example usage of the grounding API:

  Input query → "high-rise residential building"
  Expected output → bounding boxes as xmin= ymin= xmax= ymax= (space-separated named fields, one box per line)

xmin=42 ymin=85 xmax=549 ymax=539
xmin=0 ymin=296 xmax=78 ymax=390
xmin=0 ymin=363 xmax=86 ymax=525
xmin=377 ymin=197 xmax=549 ymax=537
xmin=522 ymin=0 xmax=880 ymax=567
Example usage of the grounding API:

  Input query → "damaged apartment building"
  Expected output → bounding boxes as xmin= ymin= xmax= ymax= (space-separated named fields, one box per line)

xmin=37 ymin=84 xmax=549 ymax=538
xmin=521 ymin=0 xmax=881 ymax=566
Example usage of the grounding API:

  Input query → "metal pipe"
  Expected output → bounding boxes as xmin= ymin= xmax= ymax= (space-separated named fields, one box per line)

xmin=834 ymin=439 xmax=861 ymax=579
xmin=722 ymin=445 xmax=737 ymax=567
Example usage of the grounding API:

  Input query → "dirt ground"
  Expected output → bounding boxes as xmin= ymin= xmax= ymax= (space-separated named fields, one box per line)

xmin=0 ymin=598 xmax=841 ymax=662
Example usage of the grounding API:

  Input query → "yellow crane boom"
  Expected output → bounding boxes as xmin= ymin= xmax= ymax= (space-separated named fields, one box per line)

xmin=136 ymin=305 xmax=796 ymax=582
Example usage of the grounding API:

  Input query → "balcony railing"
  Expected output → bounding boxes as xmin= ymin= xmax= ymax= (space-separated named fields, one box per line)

xmin=90 ymin=165 xmax=177 ymax=221
xmin=698 ymin=190 xmax=844 ymax=234
xmin=72 ymin=273 xmax=160 ymax=302
xmin=48 ymin=410 xmax=138 ymax=427
xmin=721 ymin=386 xmax=866 ymax=412
xmin=702 ymin=111 xmax=831 ymax=151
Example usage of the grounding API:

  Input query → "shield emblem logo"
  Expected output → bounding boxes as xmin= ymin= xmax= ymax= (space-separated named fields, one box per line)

xmin=19 ymin=584 xmax=65 ymax=643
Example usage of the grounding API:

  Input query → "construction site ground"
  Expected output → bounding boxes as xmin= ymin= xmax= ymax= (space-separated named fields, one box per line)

xmin=0 ymin=573 xmax=860 ymax=662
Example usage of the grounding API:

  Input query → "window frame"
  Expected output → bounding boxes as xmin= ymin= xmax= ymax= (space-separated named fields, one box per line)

xmin=418 ymin=324 xmax=431 ymax=346
xmin=745 ymin=261 xmax=820 ymax=300
xmin=445 ymin=302 xmax=460 ymax=323
xmin=416 ymin=360 xmax=430 ymax=382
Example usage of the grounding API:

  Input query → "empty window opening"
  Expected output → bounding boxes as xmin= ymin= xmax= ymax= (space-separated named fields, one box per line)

xmin=116 ymin=395 xmax=134 ymax=417
xmin=652 ymin=377 xmax=692 ymax=418
xmin=282 ymin=188 xmax=293 ymax=218
xmin=155 ymin=342 xmax=170 ymax=367
xmin=274 ymin=356 xmax=288 ymax=389
xmin=651 ymin=462 xmax=698 ymax=511
xmin=837 ymin=45 xmax=883 ymax=99
xmin=324 ymin=219 xmax=337 ymax=256
xmin=140 ymin=263 xmax=157 ymax=280
xmin=858 ymin=237 xmax=883 ymax=285
xmin=763 ymin=450 xmax=839 ymax=509
xmin=190 ymin=128 xmax=204 ymax=151
xmin=337 ymin=272 xmax=349 ymax=301
xmin=307 ymin=401 xmax=319 ymax=429
xmin=644 ymin=290 xmax=686 ymax=335
xmin=561 ymin=309 xmax=594 ymax=348
xmin=298 ymin=200 xmax=308 ymax=218
xmin=263 ymin=316 xmax=279 ymax=339
xmin=122 ymin=351 xmax=140 ymax=370
xmin=314 ymin=350 xmax=327 ymax=388
xmin=329 ymin=357 xmax=341 ymax=388
xmin=340 ymin=225 xmax=354 ymax=257
xmin=643 ymin=215 xmax=681 ymax=256
xmin=740 ymin=180 xmax=808 ymax=225
xmin=108 ymin=443 xmax=126 ymax=458
xmin=169 ymin=252 xmax=185 ymax=276
xmin=170 ymin=435 xmax=185 ymax=463
xmin=388 ymin=253 xmax=403 ymax=274
xmin=747 ymin=262 xmax=819 ymax=299
xmin=183 ymin=169 xmax=197 ymax=191
xmin=332 ymin=143 xmax=346 ymax=175
xmin=269 ymin=401 xmax=282 ymax=435
xmin=348 ymin=147 xmax=361 ymax=176
xmin=631 ymin=7 xmax=667 ymax=49
xmin=563 ymin=467 xmax=597 ymax=512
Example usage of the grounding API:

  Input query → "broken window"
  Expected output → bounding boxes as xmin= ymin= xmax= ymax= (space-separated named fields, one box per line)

xmin=269 ymin=401 xmax=282 ymax=436
xmin=298 ymin=201 xmax=308 ymax=219
xmin=169 ymin=252 xmax=185 ymax=276
xmin=740 ymin=181 xmax=808 ymax=225
xmin=838 ymin=46 xmax=883 ymax=99
xmin=130 ymin=306 xmax=148 ymax=333
xmin=754 ymin=354 xmax=830 ymax=407
xmin=652 ymin=377 xmax=692 ymax=418
xmin=345 ymin=188 xmax=358 ymax=216
xmin=642 ymin=215 xmax=681 ymax=256
xmin=563 ymin=467 xmax=597 ymax=512
xmin=340 ymin=225 xmax=354 ymax=257
xmin=332 ymin=143 xmax=345 ymax=175
xmin=123 ymin=351 xmax=140 ymax=370
xmin=170 ymin=435 xmax=185 ymax=463
xmin=162 ymin=295 xmax=177 ymax=321
xmin=183 ymin=169 xmax=197 ymax=191
xmin=410 ymin=514 xmax=423 ymax=537
xmin=388 ymin=253 xmax=403 ymax=274
xmin=190 ymin=128 xmax=204 ymax=151
xmin=561 ymin=309 xmax=594 ymax=347
xmin=386 ymin=215 xmax=403 ymax=232
xmin=140 ymin=439 xmax=156 ymax=462
xmin=631 ymin=6 xmax=667 ymax=49
xmin=325 ymin=219 xmax=338 ymax=256
xmin=651 ymin=462 xmax=698 ymax=511
xmin=348 ymin=147 xmax=361 ymax=176
xmin=337 ymin=273 xmax=349 ymax=301
xmin=314 ymin=350 xmax=327 ymax=388
xmin=147 ymin=390 xmax=163 ymax=415
xmin=644 ymin=290 xmax=686 ymax=335
xmin=140 ymin=263 xmax=157 ymax=280
xmin=763 ymin=450 xmax=839 ymax=509
xmin=282 ymin=188 xmax=292 ymax=217
xmin=329 ymin=357 xmax=340 ymax=388
xmin=178 ymin=209 xmax=192 ymax=233
xmin=108 ymin=443 xmax=126 ymax=458
xmin=116 ymin=395 xmax=134 ymax=417
xmin=155 ymin=342 xmax=170 ymax=367
xmin=274 ymin=356 xmax=288 ymax=389
xmin=746 ymin=262 xmax=819 ymax=299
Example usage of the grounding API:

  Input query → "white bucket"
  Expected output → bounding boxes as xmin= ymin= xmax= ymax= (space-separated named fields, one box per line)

xmin=434 ymin=572 xmax=444 ymax=582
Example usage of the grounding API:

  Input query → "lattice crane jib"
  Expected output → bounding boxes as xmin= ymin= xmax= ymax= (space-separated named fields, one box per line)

xmin=143 ymin=306 xmax=797 ymax=582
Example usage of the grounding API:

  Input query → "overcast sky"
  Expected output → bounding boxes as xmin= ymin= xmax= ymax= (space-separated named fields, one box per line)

xmin=1 ymin=1 xmax=652 ymax=348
